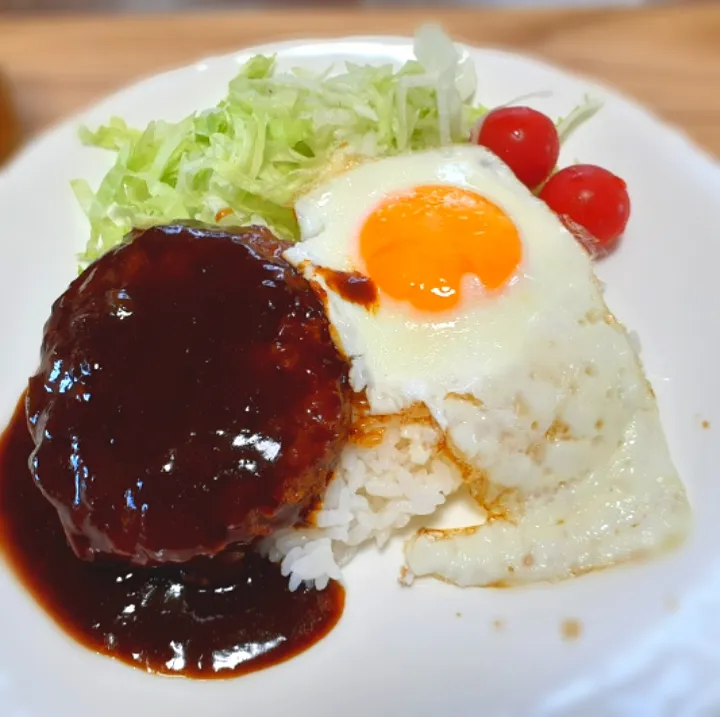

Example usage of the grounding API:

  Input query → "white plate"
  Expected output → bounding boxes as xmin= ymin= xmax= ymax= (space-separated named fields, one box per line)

xmin=1 ymin=36 xmax=719 ymax=717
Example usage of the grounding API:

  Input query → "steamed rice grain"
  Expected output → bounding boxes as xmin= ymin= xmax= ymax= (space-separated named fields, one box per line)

xmin=260 ymin=417 xmax=461 ymax=590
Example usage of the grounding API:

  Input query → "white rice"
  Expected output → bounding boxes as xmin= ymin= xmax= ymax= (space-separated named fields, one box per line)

xmin=259 ymin=416 xmax=461 ymax=591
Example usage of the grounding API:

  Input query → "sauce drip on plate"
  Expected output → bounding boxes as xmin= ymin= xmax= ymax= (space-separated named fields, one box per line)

xmin=316 ymin=267 xmax=379 ymax=310
xmin=0 ymin=394 xmax=345 ymax=678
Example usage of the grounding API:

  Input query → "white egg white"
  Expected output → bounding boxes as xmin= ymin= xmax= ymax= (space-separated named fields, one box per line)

xmin=284 ymin=145 xmax=690 ymax=587
xmin=286 ymin=145 xmax=598 ymax=421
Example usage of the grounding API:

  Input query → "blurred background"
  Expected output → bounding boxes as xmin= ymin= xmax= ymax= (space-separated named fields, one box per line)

xmin=0 ymin=0 xmax=690 ymax=10
xmin=0 ymin=0 xmax=717 ymax=167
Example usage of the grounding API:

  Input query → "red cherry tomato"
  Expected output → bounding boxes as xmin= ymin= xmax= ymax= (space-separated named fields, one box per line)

xmin=539 ymin=164 xmax=630 ymax=257
xmin=474 ymin=106 xmax=560 ymax=190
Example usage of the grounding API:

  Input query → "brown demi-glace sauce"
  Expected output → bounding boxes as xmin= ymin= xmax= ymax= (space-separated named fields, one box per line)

xmin=0 ymin=396 xmax=344 ymax=677
xmin=0 ymin=222 xmax=350 ymax=678
xmin=28 ymin=224 xmax=352 ymax=565
xmin=316 ymin=267 xmax=379 ymax=310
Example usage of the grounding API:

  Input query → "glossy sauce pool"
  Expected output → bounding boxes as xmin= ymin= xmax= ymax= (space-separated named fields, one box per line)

xmin=0 ymin=394 xmax=345 ymax=678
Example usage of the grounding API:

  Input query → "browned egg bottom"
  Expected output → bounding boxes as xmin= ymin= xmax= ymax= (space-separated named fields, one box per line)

xmin=349 ymin=395 xmax=516 ymax=523
xmin=0 ymin=222 xmax=352 ymax=678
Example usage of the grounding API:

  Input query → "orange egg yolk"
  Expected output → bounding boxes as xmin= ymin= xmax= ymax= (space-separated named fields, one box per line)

xmin=359 ymin=185 xmax=522 ymax=313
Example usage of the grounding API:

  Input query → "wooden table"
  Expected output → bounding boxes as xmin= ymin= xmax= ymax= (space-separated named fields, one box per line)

xmin=0 ymin=4 xmax=719 ymax=157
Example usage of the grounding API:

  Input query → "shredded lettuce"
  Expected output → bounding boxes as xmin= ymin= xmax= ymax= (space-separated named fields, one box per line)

xmin=73 ymin=27 xmax=601 ymax=267
xmin=73 ymin=28 xmax=486 ymax=266
xmin=556 ymin=95 xmax=602 ymax=145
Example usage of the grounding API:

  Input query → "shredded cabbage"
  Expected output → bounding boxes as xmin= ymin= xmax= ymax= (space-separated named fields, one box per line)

xmin=556 ymin=95 xmax=602 ymax=144
xmin=72 ymin=27 xmax=600 ymax=267
xmin=73 ymin=27 xmax=486 ymax=265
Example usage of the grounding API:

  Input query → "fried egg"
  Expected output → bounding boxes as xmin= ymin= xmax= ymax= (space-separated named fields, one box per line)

xmin=284 ymin=145 xmax=690 ymax=587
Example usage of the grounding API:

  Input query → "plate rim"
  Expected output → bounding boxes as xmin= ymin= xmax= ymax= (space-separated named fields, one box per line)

xmin=1 ymin=33 xmax=719 ymax=717
xmin=1 ymin=34 xmax=717 ymax=188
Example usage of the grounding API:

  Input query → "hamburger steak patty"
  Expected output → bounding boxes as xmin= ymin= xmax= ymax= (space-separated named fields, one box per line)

xmin=27 ymin=222 xmax=351 ymax=566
